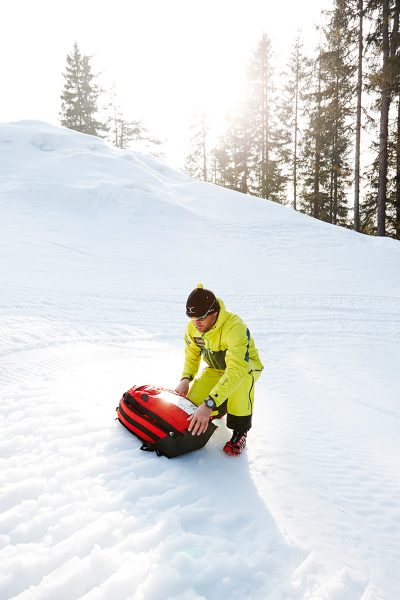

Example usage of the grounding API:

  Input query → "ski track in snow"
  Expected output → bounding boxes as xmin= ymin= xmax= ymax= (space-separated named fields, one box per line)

xmin=2 ymin=288 xmax=399 ymax=599
xmin=1 ymin=122 xmax=400 ymax=600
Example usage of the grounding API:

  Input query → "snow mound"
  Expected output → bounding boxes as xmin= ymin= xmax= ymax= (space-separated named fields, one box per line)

xmin=1 ymin=121 xmax=400 ymax=600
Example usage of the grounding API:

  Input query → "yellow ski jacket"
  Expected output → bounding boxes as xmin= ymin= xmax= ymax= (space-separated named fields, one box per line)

xmin=181 ymin=299 xmax=263 ymax=407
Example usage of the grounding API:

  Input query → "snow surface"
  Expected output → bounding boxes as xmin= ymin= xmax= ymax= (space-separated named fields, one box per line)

xmin=1 ymin=120 xmax=400 ymax=600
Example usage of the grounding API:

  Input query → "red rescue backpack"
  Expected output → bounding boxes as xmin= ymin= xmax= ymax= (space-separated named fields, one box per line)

xmin=116 ymin=384 xmax=217 ymax=458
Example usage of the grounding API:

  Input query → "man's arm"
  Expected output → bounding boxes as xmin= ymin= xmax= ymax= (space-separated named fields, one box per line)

xmin=180 ymin=326 xmax=201 ymax=382
xmin=175 ymin=377 xmax=190 ymax=396
xmin=176 ymin=324 xmax=201 ymax=395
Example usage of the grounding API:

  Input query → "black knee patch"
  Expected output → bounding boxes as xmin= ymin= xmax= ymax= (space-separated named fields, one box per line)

xmin=227 ymin=413 xmax=252 ymax=433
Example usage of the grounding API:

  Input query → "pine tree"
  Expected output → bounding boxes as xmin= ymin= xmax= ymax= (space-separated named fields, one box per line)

xmin=365 ymin=0 xmax=400 ymax=235
xmin=60 ymin=42 xmax=105 ymax=136
xmin=246 ymin=34 xmax=286 ymax=202
xmin=218 ymin=112 xmax=251 ymax=192
xmin=106 ymin=92 xmax=146 ymax=150
xmin=361 ymin=0 xmax=400 ymax=237
xmin=300 ymin=49 xmax=332 ymax=220
xmin=184 ymin=111 xmax=210 ymax=181
xmin=353 ymin=0 xmax=365 ymax=232
xmin=212 ymin=136 xmax=230 ymax=188
xmin=300 ymin=2 xmax=356 ymax=227
xmin=383 ymin=96 xmax=400 ymax=237
xmin=361 ymin=3 xmax=383 ymax=234
xmin=281 ymin=32 xmax=308 ymax=209
xmin=112 ymin=116 xmax=143 ymax=149
xmin=321 ymin=0 xmax=356 ymax=226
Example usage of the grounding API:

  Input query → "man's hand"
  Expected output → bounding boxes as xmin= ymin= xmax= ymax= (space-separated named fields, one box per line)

xmin=187 ymin=402 xmax=212 ymax=436
xmin=175 ymin=379 xmax=190 ymax=397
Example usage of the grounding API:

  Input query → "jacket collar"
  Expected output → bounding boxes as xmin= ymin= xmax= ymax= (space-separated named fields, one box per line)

xmin=208 ymin=298 xmax=226 ymax=332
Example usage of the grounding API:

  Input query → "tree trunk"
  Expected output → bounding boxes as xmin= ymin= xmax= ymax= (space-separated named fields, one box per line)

xmin=202 ymin=114 xmax=207 ymax=182
xmin=396 ymin=98 xmax=400 ymax=238
xmin=377 ymin=0 xmax=400 ymax=235
xmin=354 ymin=0 xmax=363 ymax=232
xmin=334 ymin=170 xmax=339 ymax=224
xmin=263 ymin=59 xmax=269 ymax=199
xmin=377 ymin=0 xmax=390 ymax=236
xmin=313 ymin=55 xmax=322 ymax=219
xmin=333 ymin=51 xmax=340 ymax=225
xmin=377 ymin=95 xmax=391 ymax=236
xmin=294 ymin=55 xmax=299 ymax=211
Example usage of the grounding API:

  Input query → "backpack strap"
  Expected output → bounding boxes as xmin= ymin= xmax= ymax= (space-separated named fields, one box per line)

xmin=140 ymin=442 xmax=155 ymax=453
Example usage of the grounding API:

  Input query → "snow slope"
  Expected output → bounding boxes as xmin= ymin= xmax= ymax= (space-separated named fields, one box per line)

xmin=1 ymin=121 xmax=399 ymax=600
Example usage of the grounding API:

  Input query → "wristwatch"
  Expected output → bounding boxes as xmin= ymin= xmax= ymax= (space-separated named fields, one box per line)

xmin=204 ymin=397 xmax=217 ymax=410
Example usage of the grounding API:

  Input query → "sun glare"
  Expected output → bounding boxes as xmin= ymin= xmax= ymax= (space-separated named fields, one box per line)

xmin=137 ymin=0 xmax=331 ymax=161
xmin=0 ymin=0 xmax=333 ymax=166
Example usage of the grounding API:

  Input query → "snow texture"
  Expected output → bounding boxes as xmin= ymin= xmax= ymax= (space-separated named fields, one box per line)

xmin=1 ymin=121 xmax=400 ymax=600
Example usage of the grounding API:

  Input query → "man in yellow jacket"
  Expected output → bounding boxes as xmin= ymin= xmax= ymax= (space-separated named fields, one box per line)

xmin=176 ymin=283 xmax=263 ymax=455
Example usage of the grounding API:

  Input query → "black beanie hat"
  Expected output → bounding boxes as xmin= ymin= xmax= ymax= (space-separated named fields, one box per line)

xmin=186 ymin=283 xmax=218 ymax=318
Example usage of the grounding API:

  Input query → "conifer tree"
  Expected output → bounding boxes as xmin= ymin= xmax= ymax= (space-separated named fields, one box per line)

xmin=321 ymin=0 xmax=355 ymax=226
xmin=246 ymin=34 xmax=286 ymax=202
xmin=386 ymin=105 xmax=400 ymax=236
xmin=281 ymin=32 xmax=308 ymax=209
xmin=111 ymin=114 xmax=143 ymax=150
xmin=60 ymin=42 xmax=105 ymax=136
xmin=365 ymin=0 xmax=400 ymax=235
xmin=300 ymin=1 xmax=356 ymax=226
xmin=184 ymin=111 xmax=210 ymax=181
xmin=107 ymin=92 xmax=145 ymax=150
xmin=106 ymin=89 xmax=163 ymax=155
xmin=212 ymin=137 xmax=230 ymax=187
xmin=220 ymin=112 xmax=251 ymax=193
xmin=300 ymin=49 xmax=332 ymax=220
xmin=353 ymin=0 xmax=365 ymax=232
xmin=360 ymin=5 xmax=383 ymax=234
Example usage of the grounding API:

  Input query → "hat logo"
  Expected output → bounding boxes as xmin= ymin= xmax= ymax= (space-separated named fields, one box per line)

xmin=187 ymin=306 xmax=195 ymax=314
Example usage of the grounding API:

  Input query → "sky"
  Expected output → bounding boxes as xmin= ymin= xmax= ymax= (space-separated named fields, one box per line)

xmin=1 ymin=0 xmax=333 ymax=166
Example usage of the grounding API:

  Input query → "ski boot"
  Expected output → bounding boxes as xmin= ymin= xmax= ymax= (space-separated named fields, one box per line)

xmin=223 ymin=431 xmax=247 ymax=456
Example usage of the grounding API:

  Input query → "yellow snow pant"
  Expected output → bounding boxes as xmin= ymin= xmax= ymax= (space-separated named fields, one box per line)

xmin=187 ymin=366 xmax=262 ymax=432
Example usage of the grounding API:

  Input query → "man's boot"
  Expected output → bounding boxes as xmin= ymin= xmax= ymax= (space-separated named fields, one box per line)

xmin=223 ymin=431 xmax=247 ymax=456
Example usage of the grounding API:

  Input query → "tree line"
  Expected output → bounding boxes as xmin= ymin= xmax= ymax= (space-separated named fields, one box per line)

xmin=59 ymin=42 xmax=161 ymax=154
xmin=185 ymin=0 xmax=400 ymax=239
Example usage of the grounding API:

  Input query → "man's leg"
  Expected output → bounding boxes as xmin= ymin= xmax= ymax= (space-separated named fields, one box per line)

xmin=188 ymin=367 xmax=262 ymax=455
xmin=223 ymin=369 xmax=262 ymax=455
xmin=187 ymin=367 xmax=224 ymax=408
